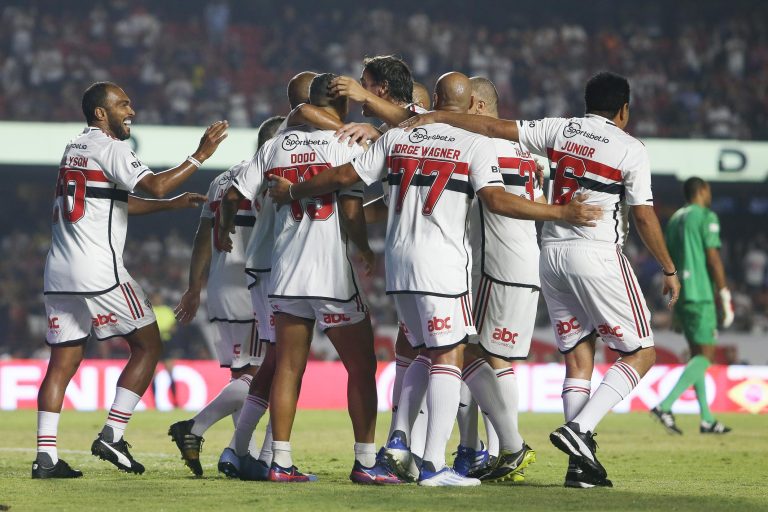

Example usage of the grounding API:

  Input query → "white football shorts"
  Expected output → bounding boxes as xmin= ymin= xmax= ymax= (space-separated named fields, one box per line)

xmin=540 ymin=242 xmax=654 ymax=354
xmin=393 ymin=292 xmax=475 ymax=349
xmin=45 ymin=280 xmax=156 ymax=345
xmin=269 ymin=295 xmax=368 ymax=331
xmin=247 ymin=272 xmax=276 ymax=344
xmin=212 ymin=319 xmax=265 ymax=369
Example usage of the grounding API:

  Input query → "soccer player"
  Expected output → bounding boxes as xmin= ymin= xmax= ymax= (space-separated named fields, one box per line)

xmin=651 ymin=177 xmax=734 ymax=434
xmin=34 ymin=81 xmax=227 ymax=478
xmin=452 ymin=77 xmax=545 ymax=481
xmin=168 ymin=135 xmax=270 ymax=476
xmin=401 ymin=71 xmax=681 ymax=487
xmin=412 ymin=81 xmax=432 ymax=111
xmin=221 ymin=73 xmax=399 ymax=484
xmin=269 ymin=71 xmax=602 ymax=486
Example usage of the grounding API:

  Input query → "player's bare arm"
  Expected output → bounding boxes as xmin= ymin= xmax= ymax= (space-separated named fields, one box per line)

xmin=478 ymin=188 xmax=601 ymax=225
xmin=135 ymin=120 xmax=228 ymax=198
xmin=338 ymin=195 xmax=375 ymax=275
xmin=268 ymin=162 xmax=361 ymax=205
xmin=706 ymin=247 xmax=734 ymax=327
xmin=335 ymin=122 xmax=382 ymax=147
xmin=216 ymin=186 xmax=243 ymax=253
xmin=175 ymin=217 xmax=213 ymax=324
xmin=400 ymin=111 xmax=520 ymax=141
xmin=126 ymin=193 xmax=207 ymax=215
xmin=287 ymin=103 xmax=344 ymax=130
xmin=363 ymin=196 xmax=388 ymax=223
xmin=331 ymin=76 xmax=416 ymax=127
xmin=631 ymin=205 xmax=681 ymax=308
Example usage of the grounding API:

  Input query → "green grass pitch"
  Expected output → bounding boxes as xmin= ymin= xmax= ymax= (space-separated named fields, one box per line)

xmin=1 ymin=409 xmax=766 ymax=511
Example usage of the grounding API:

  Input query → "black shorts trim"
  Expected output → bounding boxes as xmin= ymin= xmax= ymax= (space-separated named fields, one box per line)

xmin=44 ymin=283 xmax=119 ymax=296
xmin=209 ymin=318 xmax=256 ymax=324
xmin=478 ymin=341 xmax=529 ymax=362
xmin=45 ymin=334 xmax=90 ymax=347
xmin=268 ymin=293 xmax=362 ymax=303
xmin=607 ymin=344 xmax=644 ymax=357
xmin=95 ymin=328 xmax=138 ymax=341
xmin=425 ymin=334 xmax=469 ymax=352
xmin=482 ymin=273 xmax=541 ymax=291
xmin=229 ymin=363 xmax=255 ymax=371
xmin=558 ymin=330 xmax=597 ymax=355
xmin=387 ymin=290 xmax=470 ymax=299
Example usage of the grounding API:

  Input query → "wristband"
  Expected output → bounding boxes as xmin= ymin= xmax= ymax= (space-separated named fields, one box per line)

xmin=662 ymin=268 xmax=677 ymax=276
xmin=289 ymin=184 xmax=296 ymax=200
xmin=187 ymin=155 xmax=202 ymax=168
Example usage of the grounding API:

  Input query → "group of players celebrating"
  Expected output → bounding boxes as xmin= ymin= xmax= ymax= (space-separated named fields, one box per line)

xmin=34 ymin=54 xmax=683 ymax=488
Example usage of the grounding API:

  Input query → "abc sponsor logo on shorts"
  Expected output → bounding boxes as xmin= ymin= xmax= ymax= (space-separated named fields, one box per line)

xmin=92 ymin=312 xmax=119 ymax=328
xmin=48 ymin=317 xmax=61 ymax=330
xmin=427 ymin=316 xmax=452 ymax=334
xmin=323 ymin=313 xmax=351 ymax=325
xmin=492 ymin=327 xmax=518 ymax=344
xmin=597 ymin=323 xmax=623 ymax=340
xmin=556 ymin=317 xmax=581 ymax=338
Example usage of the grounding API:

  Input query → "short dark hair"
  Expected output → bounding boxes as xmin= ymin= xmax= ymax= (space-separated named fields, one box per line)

xmin=683 ymin=177 xmax=707 ymax=202
xmin=82 ymin=81 xmax=118 ymax=124
xmin=362 ymin=55 xmax=413 ymax=104
xmin=584 ymin=72 xmax=630 ymax=118
xmin=257 ymin=116 xmax=286 ymax=149
xmin=309 ymin=73 xmax=338 ymax=107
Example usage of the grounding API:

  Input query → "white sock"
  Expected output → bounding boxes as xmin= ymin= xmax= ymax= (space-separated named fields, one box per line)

xmin=457 ymin=381 xmax=481 ymax=450
xmin=228 ymin=407 xmax=259 ymax=453
xmin=421 ymin=364 xmax=462 ymax=471
xmin=234 ymin=394 xmax=268 ymax=456
xmin=387 ymin=355 xmax=413 ymax=438
xmin=495 ymin=367 xmax=524 ymax=451
xmin=463 ymin=359 xmax=521 ymax=452
xmin=258 ymin=421 xmax=273 ymax=464
xmin=409 ymin=402 xmax=428 ymax=459
xmin=272 ymin=440 xmax=292 ymax=468
xmin=573 ymin=361 xmax=640 ymax=432
xmin=103 ymin=387 xmax=141 ymax=441
xmin=482 ymin=411 xmax=499 ymax=457
xmin=562 ymin=378 xmax=591 ymax=422
xmin=191 ymin=375 xmax=252 ymax=436
xmin=354 ymin=442 xmax=377 ymax=467
xmin=36 ymin=411 xmax=60 ymax=464
xmin=391 ymin=355 xmax=430 ymax=444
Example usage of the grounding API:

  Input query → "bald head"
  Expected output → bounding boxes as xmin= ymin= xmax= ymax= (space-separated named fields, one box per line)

xmin=469 ymin=76 xmax=499 ymax=118
xmin=287 ymin=71 xmax=317 ymax=109
xmin=433 ymin=72 xmax=473 ymax=113
xmin=412 ymin=82 xmax=431 ymax=110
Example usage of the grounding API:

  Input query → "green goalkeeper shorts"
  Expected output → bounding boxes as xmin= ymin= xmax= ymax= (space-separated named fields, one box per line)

xmin=673 ymin=301 xmax=718 ymax=345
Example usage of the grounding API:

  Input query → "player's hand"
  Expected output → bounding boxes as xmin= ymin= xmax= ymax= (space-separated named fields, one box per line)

xmin=267 ymin=174 xmax=293 ymax=206
xmin=216 ymin=223 xmax=235 ymax=253
xmin=170 ymin=192 xmax=207 ymax=209
xmin=359 ymin=248 xmax=376 ymax=276
xmin=399 ymin=112 xmax=441 ymax=130
xmin=663 ymin=274 xmax=681 ymax=309
xmin=535 ymin=160 xmax=546 ymax=189
xmin=335 ymin=122 xmax=381 ymax=146
xmin=561 ymin=194 xmax=602 ymax=226
xmin=719 ymin=287 xmax=735 ymax=328
xmin=194 ymin=120 xmax=229 ymax=162
xmin=174 ymin=288 xmax=201 ymax=324
xmin=329 ymin=76 xmax=370 ymax=103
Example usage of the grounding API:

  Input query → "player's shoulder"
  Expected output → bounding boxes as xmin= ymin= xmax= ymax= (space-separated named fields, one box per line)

xmin=78 ymin=126 xmax=128 ymax=153
xmin=492 ymin=137 xmax=532 ymax=158
xmin=519 ymin=117 xmax=568 ymax=131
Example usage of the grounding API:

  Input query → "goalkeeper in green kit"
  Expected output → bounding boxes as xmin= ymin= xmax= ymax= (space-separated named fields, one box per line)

xmin=651 ymin=177 xmax=734 ymax=434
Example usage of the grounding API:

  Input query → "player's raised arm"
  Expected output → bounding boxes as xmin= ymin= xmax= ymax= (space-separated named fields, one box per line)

xmin=287 ymin=103 xmax=344 ymax=130
xmin=400 ymin=111 xmax=520 ymax=141
xmin=174 ymin=216 xmax=213 ymax=324
xmin=478 ymin=188 xmax=601 ymax=225
xmin=330 ymin=75 xmax=416 ymax=128
xmin=135 ymin=120 xmax=228 ymax=198
xmin=632 ymin=205 xmax=681 ymax=308
xmin=268 ymin=162 xmax=361 ymax=205
xmin=127 ymin=193 xmax=207 ymax=215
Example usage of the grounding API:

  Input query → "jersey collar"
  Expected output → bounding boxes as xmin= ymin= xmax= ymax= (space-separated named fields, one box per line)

xmin=585 ymin=113 xmax=617 ymax=126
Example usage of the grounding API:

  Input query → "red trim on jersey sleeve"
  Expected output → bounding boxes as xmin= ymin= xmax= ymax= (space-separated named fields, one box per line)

xmin=546 ymin=148 xmax=622 ymax=182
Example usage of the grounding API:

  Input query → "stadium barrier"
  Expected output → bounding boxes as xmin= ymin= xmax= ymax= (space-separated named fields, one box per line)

xmin=1 ymin=360 xmax=766 ymax=414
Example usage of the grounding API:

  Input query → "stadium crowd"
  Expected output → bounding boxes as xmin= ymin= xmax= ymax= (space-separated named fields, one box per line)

xmin=1 ymin=0 xmax=767 ymax=139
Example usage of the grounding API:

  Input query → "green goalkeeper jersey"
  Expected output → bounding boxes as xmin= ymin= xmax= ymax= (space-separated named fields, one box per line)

xmin=665 ymin=203 xmax=721 ymax=303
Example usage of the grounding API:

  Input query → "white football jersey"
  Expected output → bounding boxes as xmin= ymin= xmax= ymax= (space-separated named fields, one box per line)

xmin=234 ymin=139 xmax=278 ymax=276
xmin=518 ymin=114 xmax=653 ymax=246
xmin=201 ymin=163 xmax=254 ymax=321
xmin=44 ymin=127 xmax=152 ymax=295
xmin=241 ymin=126 xmax=365 ymax=301
xmin=470 ymin=138 xmax=543 ymax=287
xmin=351 ymin=123 xmax=504 ymax=296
